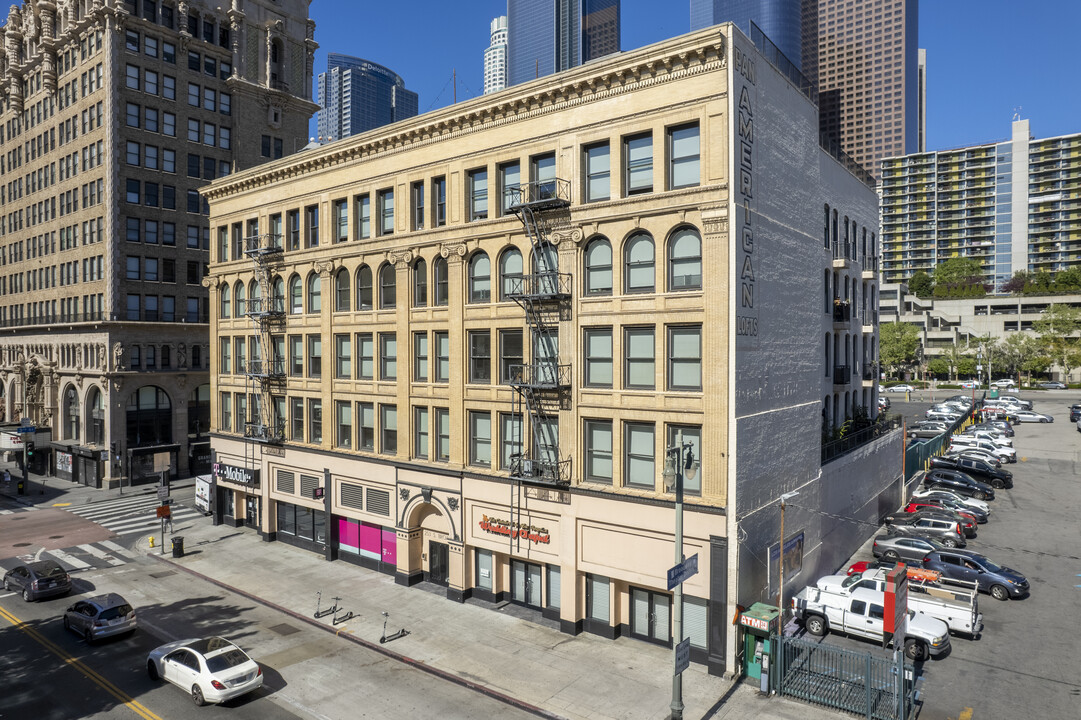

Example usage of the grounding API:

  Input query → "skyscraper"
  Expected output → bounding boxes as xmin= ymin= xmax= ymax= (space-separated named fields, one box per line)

xmin=690 ymin=0 xmax=804 ymax=71
xmin=507 ymin=0 xmax=620 ymax=87
xmin=805 ymin=0 xmax=921 ymax=180
xmin=0 ymin=0 xmax=317 ymax=487
xmin=316 ymin=54 xmax=419 ymax=142
xmin=484 ymin=16 xmax=509 ymax=94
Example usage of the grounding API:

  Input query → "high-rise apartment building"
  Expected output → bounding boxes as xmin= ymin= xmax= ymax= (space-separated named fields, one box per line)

xmin=0 ymin=0 xmax=317 ymax=488
xmin=805 ymin=0 xmax=921 ymax=180
xmin=484 ymin=16 xmax=508 ymax=95
xmin=880 ymin=119 xmax=1081 ymax=289
xmin=204 ymin=23 xmax=884 ymax=676
xmin=316 ymin=54 xmax=418 ymax=142
xmin=507 ymin=0 xmax=620 ymax=87
xmin=690 ymin=0 xmax=803 ymax=71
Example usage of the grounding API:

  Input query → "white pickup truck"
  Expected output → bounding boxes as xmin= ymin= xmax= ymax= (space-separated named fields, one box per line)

xmin=817 ymin=570 xmax=982 ymax=637
xmin=792 ymin=585 xmax=951 ymax=661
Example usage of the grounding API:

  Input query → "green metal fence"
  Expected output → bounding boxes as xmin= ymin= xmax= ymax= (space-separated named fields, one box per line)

xmin=776 ymin=634 xmax=917 ymax=720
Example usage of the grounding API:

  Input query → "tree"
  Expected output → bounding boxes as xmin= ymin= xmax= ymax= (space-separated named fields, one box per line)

xmin=1001 ymin=332 xmax=1051 ymax=383
xmin=1052 ymin=267 xmax=1081 ymax=293
xmin=932 ymin=257 xmax=988 ymax=298
xmin=926 ymin=358 xmax=950 ymax=378
xmin=1033 ymin=304 xmax=1081 ymax=379
xmin=1002 ymin=271 xmax=1028 ymax=295
xmin=879 ymin=322 xmax=920 ymax=378
xmin=908 ymin=270 xmax=933 ymax=297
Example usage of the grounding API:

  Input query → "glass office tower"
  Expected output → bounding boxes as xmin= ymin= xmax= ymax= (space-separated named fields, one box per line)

xmin=317 ymin=54 xmax=419 ymax=141
xmin=690 ymin=0 xmax=803 ymax=71
xmin=508 ymin=0 xmax=621 ymax=87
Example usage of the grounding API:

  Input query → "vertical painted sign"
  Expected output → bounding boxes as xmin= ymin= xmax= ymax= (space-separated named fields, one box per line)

xmin=733 ymin=39 xmax=759 ymax=351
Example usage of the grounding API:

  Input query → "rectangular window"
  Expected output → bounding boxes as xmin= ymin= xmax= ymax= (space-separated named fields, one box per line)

xmin=624 ymin=327 xmax=655 ymax=389
xmin=584 ymin=327 xmax=613 ymax=386
xmin=499 ymin=161 xmax=520 ymax=214
xmin=625 ymin=133 xmax=653 ymax=195
xmin=499 ymin=413 xmax=522 ymax=471
xmin=435 ymin=408 xmax=451 ymax=461
xmin=308 ymin=399 xmax=322 ymax=444
xmin=499 ymin=329 xmax=523 ymax=383
xmin=585 ymin=142 xmax=610 ymax=202
xmin=307 ymin=335 xmax=322 ymax=378
xmin=125 ymin=64 xmax=140 ymax=90
xmin=432 ymin=177 xmax=446 ymax=227
xmin=666 ymin=425 xmax=702 ymax=495
xmin=336 ymin=401 xmax=352 ymax=449
xmin=531 ymin=152 xmax=556 ymax=198
xmin=624 ymin=422 xmax=655 ymax=489
xmin=357 ymin=333 xmax=374 ymax=379
xmin=434 ymin=331 xmax=450 ymax=383
xmin=162 ymin=75 xmax=175 ymax=100
xmin=187 ymin=81 xmax=199 ymax=106
xmin=287 ymin=209 xmax=300 ymax=251
xmin=378 ymin=189 xmax=394 ymax=235
xmin=333 ymin=199 xmax=348 ymax=242
xmin=413 ymin=332 xmax=428 ymax=382
xmin=355 ymin=194 xmax=371 ymax=239
xmin=335 ymin=334 xmax=351 ymax=378
xmin=668 ymin=123 xmax=700 ymax=189
xmin=220 ymin=392 xmax=231 ymax=431
xmin=668 ymin=326 xmax=702 ymax=391
xmin=414 ymin=406 xmax=429 ymax=459
xmin=126 ymin=102 xmax=140 ymax=127
xmin=358 ymin=402 xmax=375 ymax=450
xmin=411 ymin=181 xmax=424 ymax=230
xmin=584 ymin=419 xmax=613 ymax=484
xmin=380 ymin=404 xmax=397 ymax=454
xmin=305 ymin=204 xmax=319 ymax=247
xmin=379 ymin=333 xmax=397 ymax=380
xmin=469 ymin=411 xmax=491 ymax=467
xmin=290 ymin=397 xmax=303 ymax=441
xmin=124 ymin=256 xmax=139 ymax=279
xmin=468 ymin=168 xmax=488 ymax=221
xmin=468 ymin=330 xmax=491 ymax=384
xmin=288 ymin=335 xmax=303 ymax=376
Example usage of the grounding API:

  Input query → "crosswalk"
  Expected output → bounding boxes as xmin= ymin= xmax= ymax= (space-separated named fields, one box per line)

xmin=0 ymin=540 xmax=137 ymax=576
xmin=64 ymin=493 xmax=204 ymax=538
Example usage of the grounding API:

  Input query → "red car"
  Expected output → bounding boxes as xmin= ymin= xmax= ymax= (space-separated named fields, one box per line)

xmin=847 ymin=560 xmax=941 ymax=583
xmin=903 ymin=502 xmax=977 ymax=536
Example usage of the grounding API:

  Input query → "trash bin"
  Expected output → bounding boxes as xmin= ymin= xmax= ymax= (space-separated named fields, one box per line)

xmin=171 ymin=536 xmax=184 ymax=558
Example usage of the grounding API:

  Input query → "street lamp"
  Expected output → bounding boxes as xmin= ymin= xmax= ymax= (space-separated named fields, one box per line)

xmin=778 ymin=491 xmax=800 ymax=631
xmin=662 ymin=431 xmax=699 ymax=720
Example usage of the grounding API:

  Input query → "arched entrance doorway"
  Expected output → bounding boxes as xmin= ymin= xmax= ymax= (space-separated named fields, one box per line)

xmin=404 ymin=500 xmax=454 ymax=587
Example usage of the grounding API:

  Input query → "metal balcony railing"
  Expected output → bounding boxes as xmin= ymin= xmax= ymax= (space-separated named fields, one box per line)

xmin=832 ymin=301 xmax=852 ymax=323
xmin=503 ymin=272 xmax=572 ymax=301
xmin=245 ymin=421 xmax=285 ymax=444
xmin=507 ymin=363 xmax=571 ymax=390
xmin=506 ymin=178 xmax=572 ymax=211
xmin=508 ymin=455 xmax=571 ymax=486
xmin=833 ymin=365 xmax=851 ymax=385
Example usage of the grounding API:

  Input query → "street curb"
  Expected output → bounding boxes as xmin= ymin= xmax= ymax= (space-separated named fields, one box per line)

xmin=147 ymin=551 xmax=566 ymax=720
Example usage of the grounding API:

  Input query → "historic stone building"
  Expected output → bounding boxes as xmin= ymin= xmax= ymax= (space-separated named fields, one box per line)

xmin=0 ymin=0 xmax=317 ymax=486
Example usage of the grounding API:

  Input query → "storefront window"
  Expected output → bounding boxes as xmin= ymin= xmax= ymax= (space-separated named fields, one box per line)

xmin=475 ymin=549 xmax=493 ymax=591
xmin=587 ymin=573 xmax=610 ymax=622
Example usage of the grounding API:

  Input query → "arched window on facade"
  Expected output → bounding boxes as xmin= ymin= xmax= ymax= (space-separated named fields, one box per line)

xmin=219 ymin=283 xmax=231 ymax=318
xmin=335 ymin=269 xmax=350 ymax=311
xmin=379 ymin=263 xmax=396 ymax=309
xmin=288 ymin=274 xmax=302 ymax=314
xmin=413 ymin=259 xmax=427 ymax=307
xmin=356 ymin=265 xmax=373 ymax=310
xmin=499 ymin=248 xmax=522 ymax=300
xmin=64 ymin=385 xmax=79 ymax=441
xmin=433 ymin=257 xmax=449 ymax=306
xmin=86 ymin=387 xmax=104 ymax=446
xmin=584 ymin=237 xmax=612 ymax=295
xmin=307 ymin=274 xmax=321 ymax=313
xmin=668 ymin=227 xmax=702 ymax=291
xmin=468 ymin=252 xmax=491 ymax=303
xmin=624 ymin=233 xmax=655 ymax=293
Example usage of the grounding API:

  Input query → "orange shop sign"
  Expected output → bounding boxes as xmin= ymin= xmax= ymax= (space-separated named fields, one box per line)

xmin=478 ymin=515 xmax=551 ymax=544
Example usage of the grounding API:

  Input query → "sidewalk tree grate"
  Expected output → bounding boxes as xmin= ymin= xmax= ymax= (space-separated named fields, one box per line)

xmin=149 ymin=570 xmax=176 ymax=579
xmin=268 ymin=623 xmax=300 ymax=636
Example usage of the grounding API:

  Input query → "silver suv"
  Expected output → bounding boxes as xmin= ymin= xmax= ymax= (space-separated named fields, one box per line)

xmin=64 ymin=593 xmax=137 ymax=643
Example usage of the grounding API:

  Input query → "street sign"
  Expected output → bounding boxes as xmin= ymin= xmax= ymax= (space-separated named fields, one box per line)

xmin=19 ymin=417 xmax=29 ymax=424
xmin=156 ymin=486 xmax=170 ymax=501
xmin=667 ymin=553 xmax=699 ymax=590
xmin=675 ymin=638 xmax=691 ymax=674
xmin=16 ymin=426 xmax=35 ymax=433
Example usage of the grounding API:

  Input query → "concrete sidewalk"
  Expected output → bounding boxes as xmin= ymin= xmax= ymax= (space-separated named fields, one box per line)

xmin=3 ymin=470 xmax=849 ymax=720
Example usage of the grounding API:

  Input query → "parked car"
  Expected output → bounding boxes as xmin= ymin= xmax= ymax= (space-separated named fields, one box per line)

xmin=911 ymin=488 xmax=991 ymax=515
xmin=1068 ymin=404 xmax=1081 ymax=422
xmin=1077 ymin=416 xmax=1081 ymax=433
xmin=147 ymin=637 xmax=263 ymax=706
xmin=909 ymin=422 xmax=949 ymax=439
xmin=883 ymin=511 xmax=968 ymax=546
xmin=1037 ymin=381 xmax=1067 ymax=390
xmin=980 ymin=406 xmax=1020 ymax=424
xmin=920 ymin=468 xmax=996 ymax=500
xmin=948 ymin=437 xmax=1016 ymax=463
xmin=958 ymin=428 xmax=1012 ymax=445
xmin=905 ymin=498 xmax=987 ymax=524
xmin=967 ymin=421 xmax=1014 ymax=438
xmin=992 ymin=378 xmax=1017 ymax=388
xmin=878 ymin=396 xmax=891 ymax=411
xmin=64 ymin=594 xmax=137 ymax=643
xmin=886 ymin=384 xmax=917 ymax=393
xmin=894 ymin=507 xmax=977 ymax=537
xmin=926 ymin=409 xmax=962 ymax=422
xmin=996 ymin=395 xmax=1032 ymax=410
xmin=2 ymin=560 xmax=72 ymax=602
xmin=945 ymin=395 xmax=974 ymax=406
xmin=944 ymin=447 xmax=1004 ymax=468
xmin=960 ymin=380 xmax=981 ymax=389
xmin=871 ymin=534 xmax=954 ymax=564
xmin=1011 ymin=410 xmax=1053 ymax=423
xmin=929 ymin=455 xmax=1013 ymax=489
xmin=921 ymin=550 xmax=1029 ymax=601
xmin=847 ymin=558 xmax=945 ymax=581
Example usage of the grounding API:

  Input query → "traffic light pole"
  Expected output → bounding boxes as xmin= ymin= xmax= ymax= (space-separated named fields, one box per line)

xmin=21 ymin=438 xmax=27 ymax=495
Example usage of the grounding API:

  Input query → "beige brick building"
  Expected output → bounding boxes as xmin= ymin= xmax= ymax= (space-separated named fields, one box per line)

xmin=0 ymin=0 xmax=316 ymax=486
xmin=206 ymin=25 xmax=882 ymax=674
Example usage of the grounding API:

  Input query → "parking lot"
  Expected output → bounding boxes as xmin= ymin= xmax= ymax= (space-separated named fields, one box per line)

xmin=806 ymin=391 xmax=1081 ymax=719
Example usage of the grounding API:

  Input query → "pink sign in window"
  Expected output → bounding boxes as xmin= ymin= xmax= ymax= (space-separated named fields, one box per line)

xmin=381 ymin=528 xmax=397 ymax=566
xmin=359 ymin=522 xmax=381 ymax=561
xmin=338 ymin=518 xmax=359 ymax=552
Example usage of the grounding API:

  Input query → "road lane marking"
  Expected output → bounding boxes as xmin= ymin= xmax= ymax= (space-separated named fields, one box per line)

xmin=99 ymin=540 xmax=137 ymax=558
xmin=51 ymin=502 xmax=72 ymax=507
xmin=78 ymin=543 xmax=126 ymax=567
xmin=47 ymin=548 xmax=92 ymax=570
xmin=958 ymin=708 xmax=973 ymax=720
xmin=0 ymin=605 xmax=163 ymax=720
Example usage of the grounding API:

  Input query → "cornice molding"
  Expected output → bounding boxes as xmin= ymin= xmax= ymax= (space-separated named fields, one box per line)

xmin=204 ymin=30 xmax=728 ymax=201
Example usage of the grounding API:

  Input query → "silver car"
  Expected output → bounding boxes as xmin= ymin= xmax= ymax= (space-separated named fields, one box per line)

xmin=64 ymin=593 xmax=137 ymax=643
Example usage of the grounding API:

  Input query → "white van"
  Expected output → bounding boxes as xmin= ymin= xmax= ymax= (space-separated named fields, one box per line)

xmin=194 ymin=475 xmax=213 ymax=515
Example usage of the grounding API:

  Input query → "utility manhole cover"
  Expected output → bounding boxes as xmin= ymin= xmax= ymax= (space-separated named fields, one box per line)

xmin=49 ymin=535 xmax=64 ymax=539
xmin=149 ymin=571 xmax=176 ymax=579
xmin=269 ymin=623 xmax=300 ymax=636
xmin=14 ymin=542 xmax=31 ymax=547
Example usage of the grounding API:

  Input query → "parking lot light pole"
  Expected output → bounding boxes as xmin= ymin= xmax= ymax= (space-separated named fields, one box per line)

xmin=663 ymin=432 xmax=698 ymax=720
xmin=778 ymin=491 xmax=800 ymax=630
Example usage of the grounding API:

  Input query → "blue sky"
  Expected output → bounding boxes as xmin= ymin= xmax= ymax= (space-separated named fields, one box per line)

xmin=309 ymin=0 xmax=1081 ymax=151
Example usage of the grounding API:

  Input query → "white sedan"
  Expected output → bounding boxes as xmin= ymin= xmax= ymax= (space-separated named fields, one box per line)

xmin=147 ymin=637 xmax=263 ymax=706
xmin=911 ymin=488 xmax=991 ymax=515
xmin=1012 ymin=410 xmax=1053 ymax=423
xmin=886 ymin=384 xmax=917 ymax=393
xmin=992 ymin=379 xmax=1018 ymax=388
